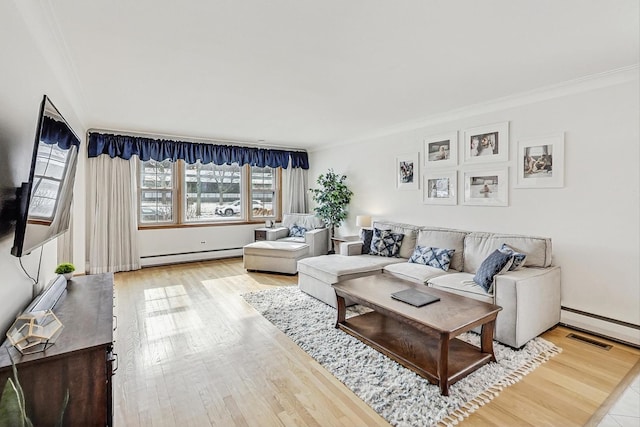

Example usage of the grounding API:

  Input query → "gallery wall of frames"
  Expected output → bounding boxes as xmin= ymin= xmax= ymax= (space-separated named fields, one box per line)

xmin=395 ymin=121 xmax=565 ymax=207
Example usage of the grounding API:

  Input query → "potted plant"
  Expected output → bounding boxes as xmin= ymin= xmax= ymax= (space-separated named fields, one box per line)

xmin=310 ymin=169 xmax=353 ymax=253
xmin=55 ymin=263 xmax=75 ymax=280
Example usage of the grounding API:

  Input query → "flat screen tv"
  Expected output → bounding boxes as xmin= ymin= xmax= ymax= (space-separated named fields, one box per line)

xmin=11 ymin=95 xmax=81 ymax=257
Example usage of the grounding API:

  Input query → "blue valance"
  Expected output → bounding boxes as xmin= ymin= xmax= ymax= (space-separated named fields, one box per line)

xmin=41 ymin=116 xmax=80 ymax=149
xmin=87 ymin=132 xmax=309 ymax=169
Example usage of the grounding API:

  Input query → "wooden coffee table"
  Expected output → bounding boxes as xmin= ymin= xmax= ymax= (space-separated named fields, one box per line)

xmin=333 ymin=274 xmax=502 ymax=396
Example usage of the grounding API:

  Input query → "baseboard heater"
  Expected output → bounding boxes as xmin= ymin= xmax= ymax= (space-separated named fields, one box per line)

xmin=560 ymin=306 xmax=640 ymax=349
xmin=141 ymin=247 xmax=244 ymax=259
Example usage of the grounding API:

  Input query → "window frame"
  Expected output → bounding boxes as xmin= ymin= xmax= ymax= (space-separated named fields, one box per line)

xmin=137 ymin=159 xmax=282 ymax=229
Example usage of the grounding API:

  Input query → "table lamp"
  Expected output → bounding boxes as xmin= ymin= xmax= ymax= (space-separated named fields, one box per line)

xmin=356 ymin=215 xmax=372 ymax=229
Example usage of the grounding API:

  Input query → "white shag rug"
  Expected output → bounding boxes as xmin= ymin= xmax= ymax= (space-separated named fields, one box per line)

xmin=242 ymin=286 xmax=561 ymax=427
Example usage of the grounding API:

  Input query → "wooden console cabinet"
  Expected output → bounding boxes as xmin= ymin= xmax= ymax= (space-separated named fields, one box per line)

xmin=0 ymin=273 xmax=115 ymax=426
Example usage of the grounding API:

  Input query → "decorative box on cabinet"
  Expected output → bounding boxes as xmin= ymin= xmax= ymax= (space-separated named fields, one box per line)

xmin=0 ymin=273 xmax=115 ymax=426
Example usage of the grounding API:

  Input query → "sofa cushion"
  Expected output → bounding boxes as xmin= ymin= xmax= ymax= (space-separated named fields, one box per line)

xmin=473 ymin=249 xmax=514 ymax=292
xmin=428 ymin=273 xmax=494 ymax=304
xmin=370 ymin=228 xmax=404 ymax=257
xmin=384 ymin=262 xmax=449 ymax=284
xmin=416 ymin=228 xmax=467 ymax=272
xmin=499 ymin=243 xmax=527 ymax=271
xmin=278 ymin=236 xmax=305 ymax=243
xmin=281 ymin=213 xmax=324 ymax=230
xmin=372 ymin=221 xmax=418 ymax=259
xmin=297 ymin=254 xmax=403 ymax=284
xmin=408 ymin=246 xmax=455 ymax=271
xmin=464 ymin=232 xmax=552 ymax=272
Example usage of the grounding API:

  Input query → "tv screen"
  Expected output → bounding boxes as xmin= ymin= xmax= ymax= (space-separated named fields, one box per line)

xmin=11 ymin=95 xmax=81 ymax=257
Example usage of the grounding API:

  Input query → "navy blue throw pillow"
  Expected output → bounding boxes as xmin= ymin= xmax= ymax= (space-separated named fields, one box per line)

xmin=360 ymin=228 xmax=373 ymax=254
xmin=473 ymin=249 xmax=514 ymax=292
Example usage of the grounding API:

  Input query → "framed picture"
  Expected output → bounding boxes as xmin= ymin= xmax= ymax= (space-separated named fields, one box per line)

xmin=463 ymin=168 xmax=508 ymax=206
xmin=463 ymin=122 xmax=509 ymax=164
xmin=516 ymin=133 xmax=565 ymax=188
xmin=424 ymin=131 xmax=457 ymax=168
xmin=396 ymin=153 xmax=419 ymax=190
xmin=423 ymin=170 xmax=457 ymax=205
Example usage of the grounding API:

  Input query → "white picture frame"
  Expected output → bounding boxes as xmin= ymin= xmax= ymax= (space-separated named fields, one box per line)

xmin=424 ymin=131 xmax=458 ymax=168
xmin=396 ymin=153 xmax=419 ymax=190
xmin=463 ymin=168 xmax=509 ymax=206
xmin=463 ymin=122 xmax=509 ymax=164
xmin=516 ymin=133 xmax=565 ymax=188
xmin=423 ymin=170 xmax=457 ymax=205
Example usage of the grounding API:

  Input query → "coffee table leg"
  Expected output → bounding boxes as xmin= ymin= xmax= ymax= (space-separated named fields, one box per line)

xmin=335 ymin=294 xmax=346 ymax=328
xmin=438 ymin=333 xmax=450 ymax=396
xmin=481 ymin=318 xmax=497 ymax=362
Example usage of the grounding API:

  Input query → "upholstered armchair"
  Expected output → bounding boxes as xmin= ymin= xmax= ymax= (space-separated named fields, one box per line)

xmin=261 ymin=213 xmax=329 ymax=257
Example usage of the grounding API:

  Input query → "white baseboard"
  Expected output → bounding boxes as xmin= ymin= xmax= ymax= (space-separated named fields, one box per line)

xmin=560 ymin=309 xmax=640 ymax=347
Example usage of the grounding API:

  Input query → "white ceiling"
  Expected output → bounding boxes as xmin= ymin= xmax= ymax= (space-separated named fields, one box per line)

xmin=26 ymin=0 xmax=640 ymax=150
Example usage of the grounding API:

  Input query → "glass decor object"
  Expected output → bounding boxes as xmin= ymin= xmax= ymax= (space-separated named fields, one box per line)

xmin=6 ymin=310 xmax=64 ymax=355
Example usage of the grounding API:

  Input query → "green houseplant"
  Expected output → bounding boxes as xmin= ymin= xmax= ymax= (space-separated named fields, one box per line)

xmin=310 ymin=169 xmax=353 ymax=253
xmin=54 ymin=263 xmax=75 ymax=280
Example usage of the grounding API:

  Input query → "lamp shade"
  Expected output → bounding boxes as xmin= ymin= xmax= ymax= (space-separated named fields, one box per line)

xmin=356 ymin=215 xmax=372 ymax=227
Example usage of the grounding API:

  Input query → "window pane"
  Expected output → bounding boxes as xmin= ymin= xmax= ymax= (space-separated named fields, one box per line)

xmin=140 ymin=160 xmax=174 ymax=223
xmin=251 ymin=166 xmax=275 ymax=218
xmin=184 ymin=162 xmax=242 ymax=222
xmin=31 ymin=142 xmax=70 ymax=220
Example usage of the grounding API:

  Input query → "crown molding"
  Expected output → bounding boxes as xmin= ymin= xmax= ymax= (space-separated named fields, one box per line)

xmin=312 ymin=65 xmax=639 ymax=152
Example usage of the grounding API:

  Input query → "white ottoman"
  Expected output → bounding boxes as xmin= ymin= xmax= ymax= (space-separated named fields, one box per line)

xmin=243 ymin=241 xmax=310 ymax=274
xmin=297 ymin=255 xmax=393 ymax=308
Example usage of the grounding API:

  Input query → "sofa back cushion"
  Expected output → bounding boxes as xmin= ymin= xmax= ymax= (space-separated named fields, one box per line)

xmin=416 ymin=228 xmax=468 ymax=272
xmin=372 ymin=220 xmax=418 ymax=259
xmin=464 ymin=232 xmax=552 ymax=273
xmin=282 ymin=214 xmax=324 ymax=231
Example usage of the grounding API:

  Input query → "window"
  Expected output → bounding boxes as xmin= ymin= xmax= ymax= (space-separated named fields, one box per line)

xmin=185 ymin=162 xmax=242 ymax=221
xmin=139 ymin=159 xmax=174 ymax=224
xmin=250 ymin=166 xmax=277 ymax=218
xmin=30 ymin=142 xmax=70 ymax=221
xmin=138 ymin=159 xmax=280 ymax=227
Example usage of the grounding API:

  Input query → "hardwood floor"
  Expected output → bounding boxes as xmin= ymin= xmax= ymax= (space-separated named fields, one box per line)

xmin=113 ymin=257 xmax=640 ymax=426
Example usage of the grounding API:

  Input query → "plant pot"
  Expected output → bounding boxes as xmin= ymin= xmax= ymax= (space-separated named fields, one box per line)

xmin=63 ymin=273 xmax=73 ymax=280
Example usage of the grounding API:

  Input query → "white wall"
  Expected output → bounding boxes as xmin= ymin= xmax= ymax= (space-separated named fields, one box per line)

xmin=0 ymin=0 xmax=86 ymax=332
xmin=138 ymin=224 xmax=258 ymax=266
xmin=308 ymin=76 xmax=640 ymax=344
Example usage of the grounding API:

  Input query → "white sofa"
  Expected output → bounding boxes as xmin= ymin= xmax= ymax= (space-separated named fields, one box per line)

xmin=243 ymin=213 xmax=329 ymax=274
xmin=297 ymin=220 xmax=561 ymax=348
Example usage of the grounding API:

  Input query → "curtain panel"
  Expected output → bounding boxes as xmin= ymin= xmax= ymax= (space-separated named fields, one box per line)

xmin=87 ymin=155 xmax=140 ymax=274
xmin=88 ymin=132 xmax=309 ymax=169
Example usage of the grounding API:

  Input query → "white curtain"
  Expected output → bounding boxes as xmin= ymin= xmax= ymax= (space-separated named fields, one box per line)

xmin=87 ymin=155 xmax=140 ymax=274
xmin=282 ymin=164 xmax=308 ymax=214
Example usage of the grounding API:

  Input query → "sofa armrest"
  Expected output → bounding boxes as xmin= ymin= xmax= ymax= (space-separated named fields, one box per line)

xmin=265 ymin=227 xmax=289 ymax=241
xmin=304 ymin=228 xmax=329 ymax=256
xmin=493 ymin=266 xmax=561 ymax=348
xmin=339 ymin=241 xmax=364 ymax=256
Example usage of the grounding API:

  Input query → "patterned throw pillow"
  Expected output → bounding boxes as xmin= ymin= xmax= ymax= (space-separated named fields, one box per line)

xmin=369 ymin=228 xmax=404 ymax=257
xmin=498 ymin=243 xmax=527 ymax=271
xmin=473 ymin=249 xmax=514 ymax=292
xmin=360 ymin=228 xmax=373 ymax=254
xmin=408 ymin=246 xmax=455 ymax=271
xmin=289 ymin=224 xmax=307 ymax=237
